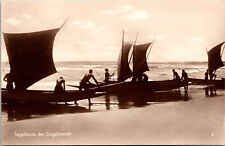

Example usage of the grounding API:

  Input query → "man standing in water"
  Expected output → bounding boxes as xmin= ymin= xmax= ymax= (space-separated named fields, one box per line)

xmin=181 ymin=69 xmax=189 ymax=93
xmin=79 ymin=69 xmax=99 ymax=105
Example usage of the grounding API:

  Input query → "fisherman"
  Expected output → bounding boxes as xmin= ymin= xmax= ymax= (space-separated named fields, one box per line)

xmin=54 ymin=77 xmax=66 ymax=104
xmin=3 ymin=73 xmax=14 ymax=92
xmin=132 ymin=73 xmax=149 ymax=82
xmin=79 ymin=69 xmax=99 ymax=105
xmin=131 ymin=75 xmax=138 ymax=82
xmin=172 ymin=69 xmax=180 ymax=81
xmin=204 ymin=69 xmax=209 ymax=80
xmin=209 ymin=71 xmax=216 ymax=80
xmin=213 ymin=72 xmax=217 ymax=80
xmin=172 ymin=69 xmax=181 ymax=91
xmin=141 ymin=73 xmax=148 ymax=82
xmin=104 ymin=68 xmax=114 ymax=83
xmin=181 ymin=69 xmax=189 ymax=93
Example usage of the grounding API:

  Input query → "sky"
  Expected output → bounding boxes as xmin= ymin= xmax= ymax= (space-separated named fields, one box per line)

xmin=1 ymin=0 xmax=225 ymax=62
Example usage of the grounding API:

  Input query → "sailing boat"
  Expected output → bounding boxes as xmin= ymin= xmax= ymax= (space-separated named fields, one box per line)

xmin=1 ymin=27 xmax=103 ymax=103
xmin=97 ymin=32 xmax=188 ymax=93
xmin=188 ymin=42 xmax=225 ymax=88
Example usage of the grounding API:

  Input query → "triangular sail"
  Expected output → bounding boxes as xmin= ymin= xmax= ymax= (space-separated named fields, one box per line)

xmin=133 ymin=43 xmax=151 ymax=76
xmin=117 ymin=43 xmax=133 ymax=82
xmin=3 ymin=28 xmax=60 ymax=90
xmin=208 ymin=42 xmax=225 ymax=73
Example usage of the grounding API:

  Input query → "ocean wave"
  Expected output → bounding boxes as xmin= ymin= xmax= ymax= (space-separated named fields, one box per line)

xmin=57 ymin=67 xmax=106 ymax=71
xmin=149 ymin=65 xmax=160 ymax=69
xmin=82 ymin=65 xmax=102 ymax=68
xmin=187 ymin=66 xmax=207 ymax=69
xmin=159 ymin=72 xmax=168 ymax=76
xmin=186 ymin=69 xmax=200 ymax=73
xmin=57 ymin=67 xmax=80 ymax=71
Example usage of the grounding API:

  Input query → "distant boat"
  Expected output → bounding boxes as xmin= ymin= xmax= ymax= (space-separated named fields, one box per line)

xmin=188 ymin=42 xmax=225 ymax=88
xmin=97 ymin=31 xmax=188 ymax=93
xmin=1 ymin=27 xmax=103 ymax=103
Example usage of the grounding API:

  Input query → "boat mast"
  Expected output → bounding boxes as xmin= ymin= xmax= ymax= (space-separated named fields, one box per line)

xmin=119 ymin=30 xmax=124 ymax=63
xmin=128 ymin=32 xmax=138 ymax=64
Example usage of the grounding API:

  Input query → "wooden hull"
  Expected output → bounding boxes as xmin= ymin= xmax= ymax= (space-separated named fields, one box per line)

xmin=97 ymin=80 xmax=189 ymax=93
xmin=1 ymin=89 xmax=105 ymax=103
xmin=1 ymin=80 xmax=189 ymax=103
xmin=188 ymin=78 xmax=225 ymax=88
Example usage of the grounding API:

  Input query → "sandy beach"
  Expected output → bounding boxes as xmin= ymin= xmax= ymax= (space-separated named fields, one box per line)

xmin=2 ymin=86 xmax=225 ymax=145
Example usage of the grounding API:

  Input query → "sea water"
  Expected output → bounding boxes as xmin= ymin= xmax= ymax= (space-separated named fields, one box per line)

xmin=2 ymin=61 xmax=224 ymax=90
xmin=1 ymin=61 xmax=225 ymax=122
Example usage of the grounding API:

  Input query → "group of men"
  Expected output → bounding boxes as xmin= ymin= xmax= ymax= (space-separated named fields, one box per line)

xmin=204 ymin=69 xmax=216 ymax=80
xmin=54 ymin=68 xmax=114 ymax=105
xmin=172 ymin=69 xmax=189 ymax=92
xmin=131 ymin=73 xmax=148 ymax=82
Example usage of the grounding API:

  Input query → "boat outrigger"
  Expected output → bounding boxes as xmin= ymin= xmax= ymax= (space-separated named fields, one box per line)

xmin=188 ymin=42 xmax=225 ymax=88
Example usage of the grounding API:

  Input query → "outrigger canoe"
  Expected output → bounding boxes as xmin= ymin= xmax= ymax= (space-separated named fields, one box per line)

xmin=188 ymin=78 xmax=225 ymax=89
xmin=1 ymin=88 xmax=106 ymax=103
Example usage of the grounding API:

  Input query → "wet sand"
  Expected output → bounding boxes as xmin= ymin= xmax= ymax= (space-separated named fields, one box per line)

xmin=2 ymin=87 xmax=225 ymax=145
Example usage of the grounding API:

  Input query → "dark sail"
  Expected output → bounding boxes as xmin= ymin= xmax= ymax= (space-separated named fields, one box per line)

xmin=117 ymin=43 xmax=133 ymax=81
xmin=3 ymin=28 xmax=59 ymax=89
xmin=208 ymin=42 xmax=225 ymax=73
xmin=133 ymin=43 xmax=151 ymax=76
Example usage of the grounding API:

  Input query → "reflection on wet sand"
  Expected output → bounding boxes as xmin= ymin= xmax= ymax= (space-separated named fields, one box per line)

xmin=116 ymin=91 xmax=188 ymax=108
xmin=105 ymin=94 xmax=110 ymax=110
xmin=205 ymin=85 xmax=217 ymax=97
xmin=2 ymin=103 xmax=91 ymax=122
xmin=2 ymin=90 xmax=188 ymax=122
